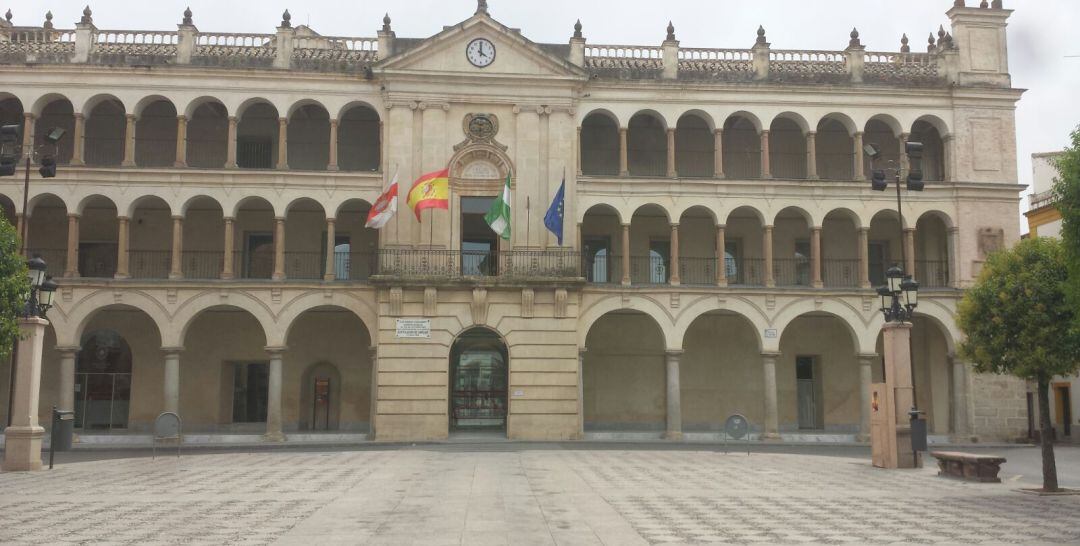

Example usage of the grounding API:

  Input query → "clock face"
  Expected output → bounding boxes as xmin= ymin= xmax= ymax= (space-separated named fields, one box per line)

xmin=466 ymin=38 xmax=496 ymax=68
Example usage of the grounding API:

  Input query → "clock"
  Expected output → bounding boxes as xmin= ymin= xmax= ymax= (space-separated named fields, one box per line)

xmin=466 ymin=38 xmax=496 ymax=68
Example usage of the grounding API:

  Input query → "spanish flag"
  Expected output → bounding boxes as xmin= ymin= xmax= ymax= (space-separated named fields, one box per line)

xmin=406 ymin=168 xmax=450 ymax=221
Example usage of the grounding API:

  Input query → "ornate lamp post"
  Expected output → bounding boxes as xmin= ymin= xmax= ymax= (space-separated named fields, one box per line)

xmin=3 ymin=257 xmax=57 ymax=471
xmin=864 ymin=142 xmax=925 ymax=469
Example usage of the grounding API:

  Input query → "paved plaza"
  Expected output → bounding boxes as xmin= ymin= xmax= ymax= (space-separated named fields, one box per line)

xmin=0 ymin=445 xmax=1078 ymax=545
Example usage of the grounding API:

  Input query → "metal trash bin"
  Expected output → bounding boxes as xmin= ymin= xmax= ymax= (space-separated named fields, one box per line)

xmin=51 ymin=407 xmax=75 ymax=452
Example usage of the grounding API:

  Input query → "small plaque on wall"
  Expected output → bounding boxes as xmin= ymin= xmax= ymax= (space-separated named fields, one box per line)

xmin=395 ymin=319 xmax=431 ymax=339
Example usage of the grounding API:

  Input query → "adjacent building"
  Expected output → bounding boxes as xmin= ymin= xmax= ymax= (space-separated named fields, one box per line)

xmin=0 ymin=1 xmax=1028 ymax=443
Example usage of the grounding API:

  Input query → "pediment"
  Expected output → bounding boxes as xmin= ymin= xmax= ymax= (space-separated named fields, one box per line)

xmin=376 ymin=15 xmax=586 ymax=80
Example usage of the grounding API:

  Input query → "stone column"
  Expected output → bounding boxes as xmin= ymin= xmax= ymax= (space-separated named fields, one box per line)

xmin=114 ymin=216 xmax=130 ymax=279
xmin=221 ymin=217 xmax=235 ymax=279
xmin=950 ymin=354 xmax=969 ymax=438
xmin=575 ymin=126 xmax=583 ymax=176
xmin=57 ymin=346 xmax=80 ymax=414
xmin=3 ymin=317 xmax=48 ymax=471
xmin=806 ymin=131 xmax=818 ymax=179
xmin=64 ymin=214 xmax=80 ymax=278
xmin=162 ymin=348 xmax=183 ymax=415
xmin=858 ymin=227 xmax=871 ymax=288
xmin=811 ymin=226 xmax=823 ymax=288
xmin=323 ymin=218 xmax=337 ymax=281
xmin=71 ymin=113 xmax=85 ymax=166
xmin=169 ymin=216 xmax=184 ymax=280
xmin=761 ymin=352 xmax=781 ymax=440
xmin=276 ymin=118 xmax=289 ymax=170
xmin=947 ymin=226 xmax=960 ymax=289
xmin=713 ymin=129 xmax=724 ymax=178
xmin=327 ymin=119 xmax=339 ymax=171
xmin=264 ymin=347 xmax=286 ymax=441
xmin=763 ymin=225 xmax=775 ymax=288
xmin=899 ymin=132 xmax=911 ymax=174
xmin=578 ymin=348 xmax=586 ymax=439
xmin=21 ymin=113 xmax=35 ymax=151
xmin=122 ymin=114 xmax=137 ymax=167
xmin=760 ymin=130 xmax=771 ymax=179
xmin=854 ymin=132 xmax=865 ymax=181
xmin=665 ymin=350 xmax=683 ymax=440
xmin=272 ymin=217 xmax=286 ymax=281
xmin=174 ymin=115 xmax=188 ymax=167
xmin=620 ymin=223 xmax=631 ymax=285
xmin=669 ymin=223 xmax=680 ymax=285
xmin=716 ymin=225 xmax=727 ymax=287
xmin=618 ymin=127 xmax=629 ymax=176
xmin=903 ymin=228 xmax=916 ymax=277
xmin=943 ymin=134 xmax=954 ymax=182
xmin=226 ymin=116 xmax=238 ymax=168
xmin=666 ymin=128 xmax=677 ymax=178
xmin=858 ymin=353 xmax=876 ymax=442
xmin=882 ymin=321 xmax=917 ymax=468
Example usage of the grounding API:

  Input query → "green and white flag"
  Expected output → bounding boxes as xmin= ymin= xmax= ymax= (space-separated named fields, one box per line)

xmin=485 ymin=174 xmax=512 ymax=240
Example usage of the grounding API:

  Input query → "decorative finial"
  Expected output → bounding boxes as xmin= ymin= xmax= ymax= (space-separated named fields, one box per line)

xmin=992 ymin=0 xmax=1002 ymax=7
xmin=849 ymin=27 xmax=861 ymax=48
xmin=953 ymin=0 xmax=965 ymax=7
xmin=928 ymin=32 xmax=937 ymax=52
xmin=666 ymin=21 xmax=675 ymax=42
xmin=182 ymin=7 xmax=193 ymax=26
xmin=938 ymin=25 xmax=947 ymax=41
xmin=900 ymin=33 xmax=910 ymax=53
xmin=4 ymin=9 xmax=11 ymax=24
xmin=44 ymin=10 xmax=54 ymax=29
xmin=980 ymin=0 xmax=989 ymax=7
xmin=944 ymin=32 xmax=955 ymax=48
xmin=81 ymin=5 xmax=92 ymax=24
xmin=280 ymin=9 xmax=291 ymax=28
xmin=382 ymin=13 xmax=391 ymax=32
xmin=756 ymin=25 xmax=767 ymax=45
xmin=573 ymin=19 xmax=582 ymax=40
xmin=475 ymin=0 xmax=488 ymax=16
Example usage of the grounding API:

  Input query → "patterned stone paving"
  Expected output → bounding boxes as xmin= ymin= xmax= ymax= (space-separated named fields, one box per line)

xmin=0 ymin=449 xmax=1076 ymax=545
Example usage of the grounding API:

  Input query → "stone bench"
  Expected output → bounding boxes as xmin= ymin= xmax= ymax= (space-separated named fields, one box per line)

xmin=930 ymin=451 xmax=1007 ymax=483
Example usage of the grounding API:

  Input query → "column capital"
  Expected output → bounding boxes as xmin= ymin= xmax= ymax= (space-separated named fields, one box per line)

xmin=125 ymin=113 xmax=137 ymax=121
xmin=55 ymin=345 xmax=81 ymax=355
xmin=764 ymin=224 xmax=774 ymax=230
xmin=858 ymin=226 xmax=871 ymax=233
xmin=900 ymin=131 xmax=911 ymax=140
xmin=857 ymin=352 xmax=879 ymax=363
xmin=618 ymin=126 xmax=628 ymax=134
xmin=670 ymin=222 xmax=679 ymax=228
xmin=903 ymin=227 xmax=916 ymax=234
xmin=223 ymin=216 xmax=236 ymax=222
xmin=666 ymin=127 xmax=676 ymax=134
xmin=761 ymin=351 xmax=781 ymax=361
xmin=117 ymin=215 xmax=130 ymax=222
xmin=948 ymin=226 xmax=960 ymax=234
xmin=72 ymin=112 xmax=83 ymax=120
xmin=621 ymin=222 xmax=631 ymax=228
xmin=67 ymin=212 xmax=81 ymax=220
xmin=665 ymin=349 xmax=684 ymax=358
xmin=854 ymin=130 xmax=864 ymax=137
xmin=228 ymin=115 xmax=238 ymax=123
xmin=326 ymin=217 xmax=337 ymax=224
xmin=760 ymin=129 xmax=770 ymax=136
xmin=330 ymin=118 xmax=339 ymax=126
xmin=264 ymin=346 xmax=288 ymax=355
xmin=274 ymin=216 xmax=286 ymax=223
xmin=161 ymin=346 xmax=185 ymax=355
xmin=578 ymin=347 xmax=588 ymax=356
xmin=811 ymin=225 xmax=822 ymax=232
xmin=278 ymin=117 xmax=288 ymax=124
xmin=176 ymin=114 xmax=187 ymax=121
xmin=172 ymin=215 xmax=184 ymax=221
xmin=713 ymin=128 xmax=724 ymax=135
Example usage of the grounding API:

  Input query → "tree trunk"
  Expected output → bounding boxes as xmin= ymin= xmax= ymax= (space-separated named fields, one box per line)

xmin=1037 ymin=374 xmax=1060 ymax=492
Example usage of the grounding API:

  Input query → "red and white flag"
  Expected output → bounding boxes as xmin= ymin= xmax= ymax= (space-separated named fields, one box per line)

xmin=365 ymin=170 xmax=399 ymax=229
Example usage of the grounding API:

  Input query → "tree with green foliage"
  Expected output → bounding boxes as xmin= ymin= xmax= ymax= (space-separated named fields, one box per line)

xmin=1052 ymin=126 xmax=1080 ymax=316
xmin=0 ymin=216 xmax=29 ymax=362
xmin=957 ymin=237 xmax=1080 ymax=492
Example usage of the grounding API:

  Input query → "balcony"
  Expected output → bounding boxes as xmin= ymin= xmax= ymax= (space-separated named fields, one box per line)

xmin=374 ymin=249 xmax=581 ymax=282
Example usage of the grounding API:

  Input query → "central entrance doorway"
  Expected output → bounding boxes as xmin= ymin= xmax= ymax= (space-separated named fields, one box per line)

xmin=449 ymin=328 xmax=508 ymax=433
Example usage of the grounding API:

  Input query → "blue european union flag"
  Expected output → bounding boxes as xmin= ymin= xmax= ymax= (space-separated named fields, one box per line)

xmin=544 ymin=179 xmax=566 ymax=246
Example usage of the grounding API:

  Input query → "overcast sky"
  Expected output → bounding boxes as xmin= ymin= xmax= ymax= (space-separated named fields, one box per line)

xmin=4 ymin=0 xmax=1077 ymax=232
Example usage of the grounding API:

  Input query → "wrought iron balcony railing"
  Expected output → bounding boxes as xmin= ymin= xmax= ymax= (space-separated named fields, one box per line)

xmin=376 ymin=249 xmax=581 ymax=280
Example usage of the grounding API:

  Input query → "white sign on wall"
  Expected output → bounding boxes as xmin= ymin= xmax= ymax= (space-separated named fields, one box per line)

xmin=396 ymin=319 xmax=432 ymax=339
xmin=764 ymin=328 xmax=778 ymax=339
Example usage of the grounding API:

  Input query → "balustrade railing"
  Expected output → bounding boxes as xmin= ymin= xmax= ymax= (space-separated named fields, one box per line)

xmin=678 ymin=257 xmax=717 ymax=286
xmin=823 ymin=259 xmax=861 ymax=288
xmin=629 ymin=255 xmax=669 ymax=285
xmin=181 ymin=251 xmax=224 ymax=279
xmin=678 ymin=48 xmax=753 ymax=73
xmin=584 ymin=44 xmax=664 ymax=70
xmin=134 ymin=138 xmax=177 ymax=167
xmin=773 ymin=257 xmax=812 ymax=287
xmin=915 ymin=260 xmax=950 ymax=288
xmin=92 ymin=30 xmax=178 ymax=56
xmin=730 ymin=258 xmax=766 ymax=287
xmin=79 ymin=245 xmax=118 ymax=278
xmin=193 ymin=32 xmax=277 ymax=58
xmin=284 ymin=251 xmax=323 ymax=280
xmin=863 ymin=51 xmax=939 ymax=81
xmin=128 ymin=250 xmax=171 ymax=279
xmin=582 ymin=254 xmax=622 ymax=284
xmin=376 ymin=249 xmax=580 ymax=279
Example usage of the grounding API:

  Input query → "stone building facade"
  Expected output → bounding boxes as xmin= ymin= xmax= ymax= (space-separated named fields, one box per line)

xmin=0 ymin=1 xmax=1027 ymax=443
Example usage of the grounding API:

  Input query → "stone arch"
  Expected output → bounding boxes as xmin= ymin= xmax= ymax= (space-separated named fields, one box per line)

xmin=628 ymin=110 xmax=668 ymax=177
xmin=276 ymin=295 xmax=377 ymax=347
xmin=133 ymin=94 xmax=175 ymax=118
xmin=911 ymin=117 xmax=947 ymax=182
xmin=724 ymin=204 xmax=766 ymax=226
xmin=334 ymin=198 xmax=375 ymax=219
xmin=579 ymin=107 xmax=621 ymax=127
xmin=236 ymin=99 xmax=281 ymax=169
xmin=577 ymin=295 xmax=672 ymax=349
xmin=630 ymin=202 xmax=672 ymax=224
xmin=337 ymin=103 xmax=381 ymax=172
xmin=816 ymin=113 xmax=855 ymax=180
xmin=867 ymin=113 xmax=903 ymax=137
xmin=31 ymin=93 xmax=74 ymax=117
xmin=580 ymin=110 xmax=620 ymax=176
xmin=183 ymin=96 xmax=229 ymax=119
xmin=772 ymin=300 xmax=873 ymax=354
xmin=26 ymin=192 xmax=69 ymax=217
xmin=60 ymin=291 xmax=170 ymax=347
xmin=771 ymin=112 xmax=810 ymax=135
xmin=723 ymin=112 xmax=763 ymax=179
xmin=83 ymin=95 xmax=127 ymax=166
xmin=336 ymin=100 xmax=380 ymax=123
xmin=185 ymin=97 xmax=229 ymax=168
xmin=773 ymin=205 xmax=814 ymax=227
xmin=448 ymin=144 xmax=514 ymax=182
xmin=283 ymin=196 xmax=328 ymax=219
xmin=34 ymin=95 xmax=75 ymax=164
xmin=124 ymin=194 xmax=173 ymax=219
xmin=82 ymin=93 xmax=127 ymax=118
xmin=0 ymin=95 xmax=24 ymax=128
xmin=134 ymin=97 xmax=178 ymax=167
xmin=579 ymin=202 xmax=623 ymax=225
xmin=287 ymin=101 xmax=331 ymax=171
xmin=172 ymin=293 xmax=275 ymax=348
xmin=286 ymin=98 xmax=329 ymax=119
xmin=75 ymin=194 xmax=118 ymax=216
xmin=675 ymin=111 xmax=715 ymax=178
xmin=723 ymin=111 xmax=763 ymax=134
xmin=230 ymin=195 xmax=279 ymax=218
xmin=671 ymin=297 xmax=767 ymax=353
xmin=815 ymin=112 xmax=857 ymax=136
xmin=677 ymin=204 xmax=718 ymax=226
xmin=180 ymin=194 xmax=224 ymax=216
xmin=911 ymin=114 xmax=951 ymax=137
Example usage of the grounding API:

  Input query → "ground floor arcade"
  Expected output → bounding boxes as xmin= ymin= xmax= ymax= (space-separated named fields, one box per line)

xmin=0 ymin=284 xmax=1007 ymax=443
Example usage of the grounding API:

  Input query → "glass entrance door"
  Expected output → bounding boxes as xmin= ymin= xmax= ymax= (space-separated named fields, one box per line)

xmin=450 ymin=329 xmax=508 ymax=431
xmin=75 ymin=330 xmax=133 ymax=431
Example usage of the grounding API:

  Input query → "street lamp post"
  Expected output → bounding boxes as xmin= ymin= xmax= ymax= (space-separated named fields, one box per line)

xmin=2 ymin=257 xmax=57 ymax=471
xmin=864 ymin=142 xmax=925 ymax=469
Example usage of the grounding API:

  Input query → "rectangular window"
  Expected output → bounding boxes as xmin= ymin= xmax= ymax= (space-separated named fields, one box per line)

xmin=461 ymin=197 xmax=498 ymax=276
xmin=869 ymin=241 xmax=889 ymax=286
xmin=648 ymin=239 xmax=670 ymax=284
xmin=796 ymin=356 xmax=821 ymax=430
xmin=321 ymin=232 xmax=352 ymax=280
xmin=244 ymin=232 xmax=274 ymax=279
xmin=232 ymin=362 xmax=269 ymax=423
xmin=583 ymin=236 xmax=612 ymax=283
xmin=795 ymin=239 xmax=811 ymax=286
